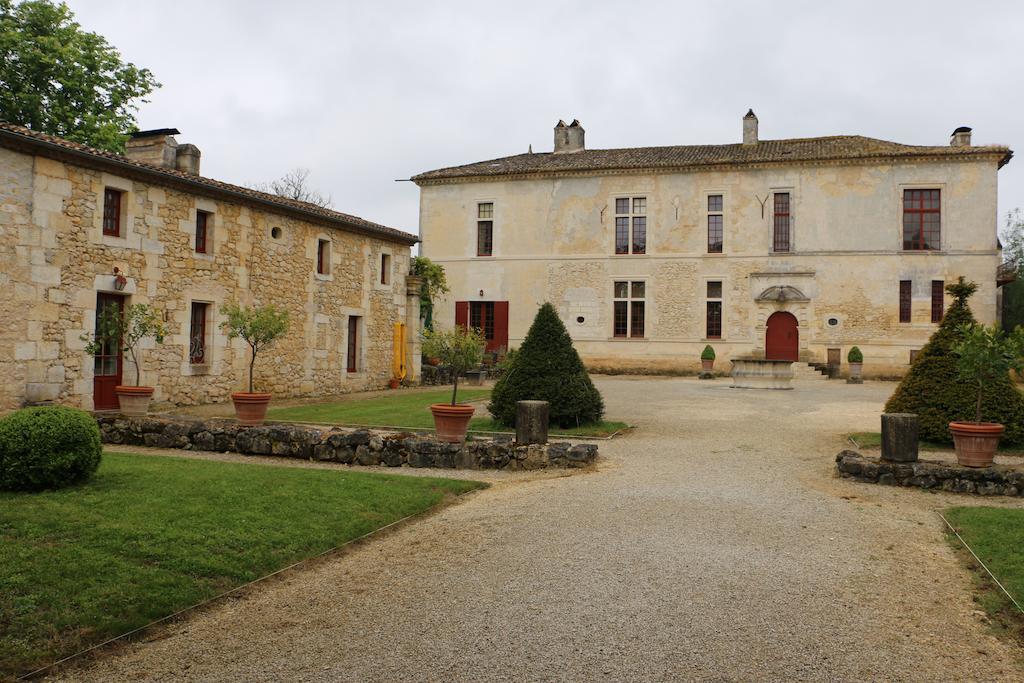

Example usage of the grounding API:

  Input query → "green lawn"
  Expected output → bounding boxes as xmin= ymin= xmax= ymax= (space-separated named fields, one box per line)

xmin=945 ymin=507 xmax=1024 ymax=639
xmin=848 ymin=432 xmax=1024 ymax=455
xmin=267 ymin=388 xmax=628 ymax=438
xmin=0 ymin=452 xmax=482 ymax=678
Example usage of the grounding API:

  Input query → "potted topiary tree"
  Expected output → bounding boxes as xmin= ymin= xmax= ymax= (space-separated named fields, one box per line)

xmin=700 ymin=345 xmax=716 ymax=377
xmin=421 ymin=326 xmax=485 ymax=442
xmin=82 ymin=303 xmax=166 ymax=415
xmin=219 ymin=302 xmax=290 ymax=426
xmin=847 ymin=346 xmax=863 ymax=383
xmin=949 ymin=323 xmax=1024 ymax=467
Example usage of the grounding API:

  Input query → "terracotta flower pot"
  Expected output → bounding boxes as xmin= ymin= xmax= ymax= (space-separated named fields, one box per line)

xmin=115 ymin=385 xmax=154 ymax=416
xmin=430 ymin=403 xmax=476 ymax=443
xmin=949 ymin=421 xmax=1004 ymax=468
xmin=231 ymin=392 xmax=273 ymax=426
xmin=701 ymin=359 xmax=714 ymax=373
xmin=389 ymin=378 xmax=401 ymax=389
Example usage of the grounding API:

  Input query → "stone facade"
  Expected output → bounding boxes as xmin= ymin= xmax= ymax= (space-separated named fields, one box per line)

xmin=413 ymin=115 xmax=1012 ymax=378
xmin=96 ymin=414 xmax=599 ymax=470
xmin=0 ymin=125 xmax=420 ymax=411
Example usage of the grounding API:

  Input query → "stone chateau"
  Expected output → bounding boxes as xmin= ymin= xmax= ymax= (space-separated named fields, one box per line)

xmin=0 ymin=124 xmax=419 ymax=412
xmin=413 ymin=112 xmax=1013 ymax=377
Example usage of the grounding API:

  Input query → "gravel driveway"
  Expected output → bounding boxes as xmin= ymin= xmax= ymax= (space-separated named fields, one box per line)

xmin=57 ymin=377 xmax=1024 ymax=681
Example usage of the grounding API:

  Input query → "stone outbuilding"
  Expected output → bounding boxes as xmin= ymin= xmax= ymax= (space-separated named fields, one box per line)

xmin=412 ymin=112 xmax=1013 ymax=378
xmin=0 ymin=124 xmax=420 ymax=411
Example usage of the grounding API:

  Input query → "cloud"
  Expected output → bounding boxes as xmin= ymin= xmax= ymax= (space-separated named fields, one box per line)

xmin=67 ymin=0 xmax=1023 ymax=234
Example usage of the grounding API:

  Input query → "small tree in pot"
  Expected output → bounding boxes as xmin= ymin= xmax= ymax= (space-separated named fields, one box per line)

xmin=421 ymin=325 xmax=485 ymax=442
xmin=219 ymin=302 xmax=290 ymax=426
xmin=847 ymin=346 xmax=863 ymax=384
xmin=82 ymin=303 xmax=166 ymax=415
xmin=949 ymin=323 xmax=1024 ymax=467
xmin=700 ymin=345 xmax=716 ymax=378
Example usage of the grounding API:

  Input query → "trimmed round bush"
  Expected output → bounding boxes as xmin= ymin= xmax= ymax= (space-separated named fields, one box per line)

xmin=488 ymin=302 xmax=604 ymax=428
xmin=701 ymin=345 xmax=716 ymax=361
xmin=0 ymin=406 xmax=102 ymax=491
xmin=884 ymin=278 xmax=1024 ymax=445
xmin=847 ymin=346 xmax=863 ymax=363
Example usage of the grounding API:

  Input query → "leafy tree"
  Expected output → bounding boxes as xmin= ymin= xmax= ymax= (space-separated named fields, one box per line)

xmin=410 ymin=256 xmax=449 ymax=331
xmin=81 ymin=302 xmax=166 ymax=387
xmin=218 ymin=303 xmax=290 ymax=393
xmin=0 ymin=0 xmax=160 ymax=152
xmin=952 ymin=323 xmax=1024 ymax=423
xmin=421 ymin=326 xmax=485 ymax=405
xmin=488 ymin=302 xmax=604 ymax=428
xmin=252 ymin=168 xmax=332 ymax=208
xmin=884 ymin=277 xmax=1024 ymax=444
xmin=1000 ymin=209 xmax=1024 ymax=331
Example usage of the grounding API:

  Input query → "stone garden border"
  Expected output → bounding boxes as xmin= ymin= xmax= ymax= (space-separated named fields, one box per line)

xmin=96 ymin=415 xmax=598 ymax=470
xmin=835 ymin=449 xmax=1024 ymax=497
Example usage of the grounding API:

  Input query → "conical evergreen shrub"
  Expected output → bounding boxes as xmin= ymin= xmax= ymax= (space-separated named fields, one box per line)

xmin=488 ymin=302 xmax=604 ymax=428
xmin=884 ymin=277 xmax=1024 ymax=445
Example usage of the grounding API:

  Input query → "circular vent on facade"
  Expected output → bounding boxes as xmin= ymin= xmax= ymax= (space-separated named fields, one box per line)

xmin=576 ymin=316 xmax=585 ymax=324
xmin=827 ymin=317 xmax=840 ymax=327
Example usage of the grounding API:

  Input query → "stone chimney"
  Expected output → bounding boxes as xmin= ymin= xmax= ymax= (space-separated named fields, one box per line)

xmin=743 ymin=109 xmax=758 ymax=145
xmin=125 ymin=128 xmax=180 ymax=168
xmin=950 ymin=126 xmax=972 ymax=147
xmin=175 ymin=143 xmax=201 ymax=175
xmin=125 ymin=128 xmax=201 ymax=174
xmin=554 ymin=119 xmax=585 ymax=153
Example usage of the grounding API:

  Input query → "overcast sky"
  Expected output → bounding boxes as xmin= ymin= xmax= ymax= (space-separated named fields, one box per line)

xmin=67 ymin=0 xmax=1023 ymax=236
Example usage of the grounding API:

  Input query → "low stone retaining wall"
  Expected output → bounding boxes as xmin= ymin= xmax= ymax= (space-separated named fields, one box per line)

xmin=835 ymin=450 xmax=1024 ymax=496
xmin=96 ymin=415 xmax=598 ymax=470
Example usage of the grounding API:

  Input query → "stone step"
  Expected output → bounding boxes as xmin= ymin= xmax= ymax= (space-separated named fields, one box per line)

xmin=792 ymin=363 xmax=831 ymax=381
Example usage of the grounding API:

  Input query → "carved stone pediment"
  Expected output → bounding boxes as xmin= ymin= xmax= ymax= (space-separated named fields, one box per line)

xmin=756 ymin=285 xmax=809 ymax=303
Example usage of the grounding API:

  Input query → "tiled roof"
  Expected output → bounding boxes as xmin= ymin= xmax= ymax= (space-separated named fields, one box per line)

xmin=412 ymin=135 xmax=1013 ymax=183
xmin=0 ymin=122 xmax=418 ymax=245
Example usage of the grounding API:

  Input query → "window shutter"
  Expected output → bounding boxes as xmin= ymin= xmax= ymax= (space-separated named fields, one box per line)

xmin=454 ymin=301 xmax=469 ymax=330
xmin=493 ymin=301 xmax=509 ymax=352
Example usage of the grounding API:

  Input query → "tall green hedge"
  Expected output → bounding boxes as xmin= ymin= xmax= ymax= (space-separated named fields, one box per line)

xmin=488 ymin=303 xmax=604 ymax=428
xmin=884 ymin=278 xmax=1024 ymax=444
xmin=0 ymin=406 xmax=102 ymax=491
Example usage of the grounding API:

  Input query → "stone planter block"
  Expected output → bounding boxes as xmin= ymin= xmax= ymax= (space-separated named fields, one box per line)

xmin=516 ymin=400 xmax=549 ymax=445
xmin=465 ymin=369 xmax=487 ymax=386
xmin=881 ymin=413 xmax=918 ymax=462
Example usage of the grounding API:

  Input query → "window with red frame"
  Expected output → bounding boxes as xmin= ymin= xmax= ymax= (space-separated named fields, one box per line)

xmin=189 ymin=302 xmax=208 ymax=364
xmin=103 ymin=188 xmax=122 ymax=237
xmin=613 ymin=280 xmax=645 ymax=337
xmin=477 ymin=202 xmax=493 ymax=256
xmin=195 ymin=211 xmax=209 ymax=253
xmin=899 ymin=280 xmax=912 ymax=323
xmin=773 ymin=193 xmax=790 ymax=252
xmin=931 ymin=280 xmax=944 ymax=323
xmin=706 ymin=281 xmax=723 ymax=338
xmin=707 ymin=195 xmax=723 ymax=253
xmin=317 ymin=239 xmax=329 ymax=275
xmin=903 ymin=189 xmax=941 ymax=250
xmin=614 ymin=197 xmax=646 ymax=255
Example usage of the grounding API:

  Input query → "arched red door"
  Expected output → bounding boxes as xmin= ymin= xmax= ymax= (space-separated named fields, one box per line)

xmin=765 ymin=311 xmax=799 ymax=361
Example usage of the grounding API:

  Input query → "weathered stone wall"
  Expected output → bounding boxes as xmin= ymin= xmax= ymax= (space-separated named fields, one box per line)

xmin=835 ymin=450 xmax=1024 ymax=496
xmin=1 ymin=147 xmax=415 ymax=411
xmin=420 ymin=157 xmax=1002 ymax=378
xmin=96 ymin=415 xmax=599 ymax=470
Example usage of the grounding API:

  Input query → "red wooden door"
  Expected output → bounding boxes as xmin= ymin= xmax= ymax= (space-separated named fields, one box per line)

xmin=765 ymin=311 xmax=798 ymax=361
xmin=93 ymin=292 xmax=124 ymax=410
xmin=492 ymin=301 xmax=509 ymax=353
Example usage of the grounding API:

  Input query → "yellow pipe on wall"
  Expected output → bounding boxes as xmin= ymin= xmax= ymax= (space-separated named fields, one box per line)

xmin=393 ymin=322 xmax=407 ymax=380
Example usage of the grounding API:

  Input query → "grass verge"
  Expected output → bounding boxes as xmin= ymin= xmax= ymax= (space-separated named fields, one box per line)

xmin=0 ymin=452 xmax=482 ymax=678
xmin=268 ymin=388 xmax=629 ymax=438
xmin=944 ymin=507 xmax=1024 ymax=643
xmin=848 ymin=432 xmax=1024 ymax=455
